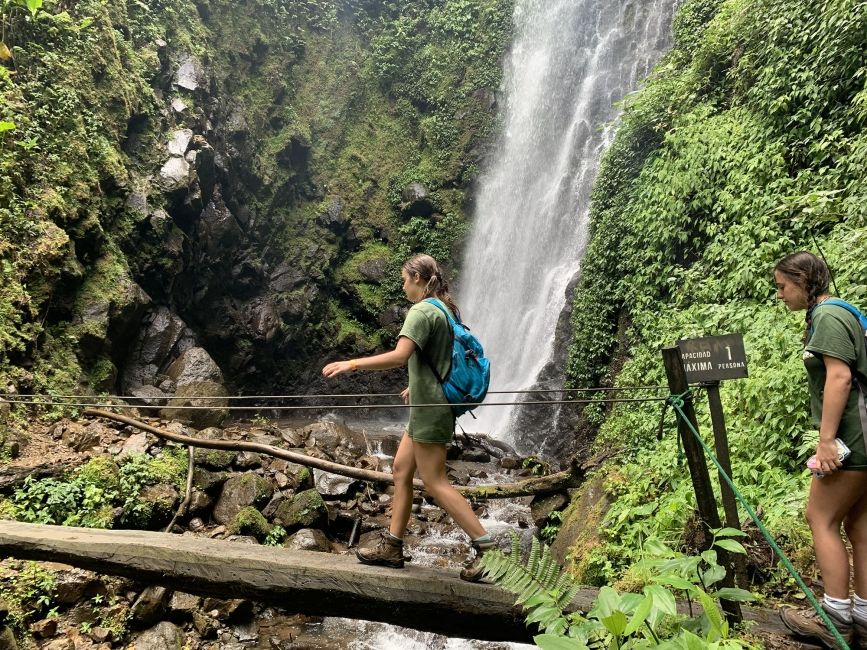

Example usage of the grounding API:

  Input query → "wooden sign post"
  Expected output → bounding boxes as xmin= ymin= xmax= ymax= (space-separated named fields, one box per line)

xmin=663 ymin=335 xmax=750 ymax=623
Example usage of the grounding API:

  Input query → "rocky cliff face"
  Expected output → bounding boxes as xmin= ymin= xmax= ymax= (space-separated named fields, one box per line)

xmin=0 ymin=0 xmax=513 ymax=397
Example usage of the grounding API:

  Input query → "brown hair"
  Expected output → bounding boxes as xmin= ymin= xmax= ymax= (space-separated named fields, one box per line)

xmin=402 ymin=254 xmax=461 ymax=320
xmin=774 ymin=251 xmax=831 ymax=331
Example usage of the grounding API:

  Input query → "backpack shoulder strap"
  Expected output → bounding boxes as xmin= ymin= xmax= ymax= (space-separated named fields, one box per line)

xmin=418 ymin=299 xmax=455 ymax=385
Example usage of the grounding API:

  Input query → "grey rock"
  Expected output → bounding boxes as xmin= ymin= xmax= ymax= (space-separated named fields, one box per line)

xmin=53 ymin=569 xmax=103 ymax=604
xmin=174 ymin=55 xmax=204 ymax=91
xmin=192 ymin=610 xmax=219 ymax=638
xmin=187 ymin=516 xmax=205 ymax=531
xmin=134 ymin=621 xmax=185 ymax=649
xmin=273 ymin=488 xmax=328 ymax=532
xmin=168 ymin=591 xmax=200 ymax=615
xmin=40 ymin=637 xmax=72 ymax=650
xmin=283 ymin=528 xmax=330 ymax=552
xmin=530 ymin=492 xmax=569 ymax=528
xmin=138 ymin=483 xmax=179 ymax=527
xmin=279 ymin=427 xmax=302 ymax=447
xmin=166 ymin=347 xmax=224 ymax=387
xmin=233 ymin=620 xmax=258 ymax=642
xmin=192 ymin=468 xmax=230 ymax=492
xmin=127 ymin=385 xmax=168 ymax=407
xmin=201 ymin=598 xmax=252 ymax=622
xmin=160 ymin=381 xmax=229 ymax=428
xmin=199 ymin=197 xmax=243 ymax=255
xmin=0 ymin=627 xmax=17 ymax=649
xmin=171 ymin=98 xmax=188 ymax=113
xmin=316 ymin=197 xmax=347 ymax=232
xmin=167 ymin=129 xmax=193 ymax=156
xmin=125 ymin=191 xmax=148 ymax=216
xmin=313 ymin=470 xmax=359 ymax=498
xmin=61 ymin=422 xmax=101 ymax=452
xmin=131 ymin=586 xmax=172 ymax=626
xmin=357 ymin=257 xmax=388 ymax=283
xmin=401 ymin=182 xmax=428 ymax=203
xmin=188 ymin=490 xmax=213 ymax=515
xmin=158 ymin=156 xmax=190 ymax=187
xmin=88 ymin=626 xmax=112 ymax=643
xmin=234 ymin=451 xmax=261 ymax=469
xmin=29 ymin=617 xmax=57 ymax=638
xmin=212 ymin=474 xmax=273 ymax=525
xmin=0 ymin=398 xmax=8 ymax=422
xmin=122 ymin=307 xmax=194 ymax=392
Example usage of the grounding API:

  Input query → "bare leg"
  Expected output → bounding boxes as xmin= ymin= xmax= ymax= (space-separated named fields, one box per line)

xmin=843 ymin=475 xmax=867 ymax=596
xmin=388 ymin=433 xmax=417 ymax=539
xmin=807 ymin=471 xmax=867 ymax=598
xmin=413 ymin=440 xmax=486 ymax=539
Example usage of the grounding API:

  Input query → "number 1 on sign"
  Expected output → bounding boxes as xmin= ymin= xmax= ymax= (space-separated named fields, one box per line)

xmin=725 ymin=345 xmax=732 ymax=361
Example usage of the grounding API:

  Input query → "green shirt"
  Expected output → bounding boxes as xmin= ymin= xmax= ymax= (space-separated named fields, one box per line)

xmin=804 ymin=304 xmax=867 ymax=468
xmin=399 ymin=300 xmax=455 ymax=443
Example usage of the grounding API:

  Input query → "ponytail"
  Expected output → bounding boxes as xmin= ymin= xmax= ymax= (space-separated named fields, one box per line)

xmin=402 ymin=254 xmax=461 ymax=320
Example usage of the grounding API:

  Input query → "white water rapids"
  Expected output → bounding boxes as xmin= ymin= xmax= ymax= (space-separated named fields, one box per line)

xmin=458 ymin=0 xmax=678 ymax=444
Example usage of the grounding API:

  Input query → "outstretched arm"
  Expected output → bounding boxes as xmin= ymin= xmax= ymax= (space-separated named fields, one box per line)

xmin=322 ymin=337 xmax=417 ymax=378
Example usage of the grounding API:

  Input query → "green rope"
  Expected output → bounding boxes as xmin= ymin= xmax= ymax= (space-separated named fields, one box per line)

xmin=667 ymin=391 xmax=851 ymax=650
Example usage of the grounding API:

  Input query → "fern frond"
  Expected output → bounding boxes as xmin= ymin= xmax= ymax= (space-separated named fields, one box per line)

xmin=479 ymin=534 xmax=580 ymax=632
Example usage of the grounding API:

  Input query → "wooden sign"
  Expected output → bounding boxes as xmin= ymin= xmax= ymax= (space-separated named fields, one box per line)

xmin=676 ymin=334 xmax=748 ymax=383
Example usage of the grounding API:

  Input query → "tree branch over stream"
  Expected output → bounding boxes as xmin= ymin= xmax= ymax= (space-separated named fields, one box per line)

xmin=84 ymin=409 xmax=593 ymax=499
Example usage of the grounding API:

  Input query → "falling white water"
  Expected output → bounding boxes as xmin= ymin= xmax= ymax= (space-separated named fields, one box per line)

xmin=459 ymin=0 xmax=678 ymax=443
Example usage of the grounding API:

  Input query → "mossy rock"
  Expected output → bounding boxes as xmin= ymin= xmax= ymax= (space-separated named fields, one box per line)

xmin=212 ymin=474 xmax=274 ymax=525
xmin=199 ymin=449 xmax=237 ymax=470
xmin=273 ymin=488 xmax=328 ymax=532
xmin=74 ymin=456 xmax=121 ymax=493
xmin=135 ymin=483 xmax=180 ymax=529
xmin=228 ymin=506 xmax=271 ymax=541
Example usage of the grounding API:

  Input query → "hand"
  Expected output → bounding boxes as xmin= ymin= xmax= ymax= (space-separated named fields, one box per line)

xmin=400 ymin=387 xmax=409 ymax=404
xmin=322 ymin=361 xmax=352 ymax=378
xmin=815 ymin=439 xmax=843 ymax=474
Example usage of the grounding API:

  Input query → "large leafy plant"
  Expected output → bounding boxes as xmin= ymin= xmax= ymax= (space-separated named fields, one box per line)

xmin=481 ymin=532 xmax=757 ymax=649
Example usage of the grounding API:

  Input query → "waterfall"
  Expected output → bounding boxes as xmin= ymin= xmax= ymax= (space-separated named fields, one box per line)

xmin=458 ymin=0 xmax=678 ymax=446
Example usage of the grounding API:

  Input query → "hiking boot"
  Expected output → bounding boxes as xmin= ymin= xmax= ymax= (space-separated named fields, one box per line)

xmin=852 ymin=611 xmax=867 ymax=649
xmin=460 ymin=539 xmax=497 ymax=583
xmin=780 ymin=604 xmax=854 ymax=649
xmin=355 ymin=530 xmax=406 ymax=569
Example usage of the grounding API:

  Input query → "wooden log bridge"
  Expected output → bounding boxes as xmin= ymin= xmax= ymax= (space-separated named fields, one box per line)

xmin=0 ymin=521 xmax=533 ymax=641
xmin=0 ymin=522 xmax=808 ymax=645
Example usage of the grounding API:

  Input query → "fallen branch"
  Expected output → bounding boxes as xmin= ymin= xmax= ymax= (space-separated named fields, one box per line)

xmin=84 ymin=409 xmax=581 ymax=499
xmin=165 ymin=445 xmax=194 ymax=533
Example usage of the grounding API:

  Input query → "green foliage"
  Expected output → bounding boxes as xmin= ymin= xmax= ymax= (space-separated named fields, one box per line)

xmin=482 ymin=535 xmax=757 ymax=649
xmin=0 ymin=561 xmax=56 ymax=636
xmin=7 ymin=448 xmax=187 ymax=529
xmin=265 ymin=524 xmax=287 ymax=546
xmin=565 ymin=0 xmax=866 ymax=583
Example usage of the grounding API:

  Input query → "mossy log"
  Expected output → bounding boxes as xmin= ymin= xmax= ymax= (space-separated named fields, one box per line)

xmin=0 ymin=521 xmax=532 ymax=642
xmin=84 ymin=409 xmax=581 ymax=498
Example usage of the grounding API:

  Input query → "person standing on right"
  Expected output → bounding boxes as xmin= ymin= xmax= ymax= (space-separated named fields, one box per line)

xmin=775 ymin=251 xmax=867 ymax=648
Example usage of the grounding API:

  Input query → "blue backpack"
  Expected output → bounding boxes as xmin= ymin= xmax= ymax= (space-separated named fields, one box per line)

xmin=420 ymin=298 xmax=490 ymax=417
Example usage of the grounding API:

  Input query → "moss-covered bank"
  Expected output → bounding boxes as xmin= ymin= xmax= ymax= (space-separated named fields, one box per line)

xmin=562 ymin=0 xmax=867 ymax=583
xmin=0 ymin=0 xmax=513 ymax=395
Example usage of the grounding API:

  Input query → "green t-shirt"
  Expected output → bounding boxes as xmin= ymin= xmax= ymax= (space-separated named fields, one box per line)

xmin=804 ymin=303 xmax=867 ymax=468
xmin=399 ymin=300 xmax=455 ymax=443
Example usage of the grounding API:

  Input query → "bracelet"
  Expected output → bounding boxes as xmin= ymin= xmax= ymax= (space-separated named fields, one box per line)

xmin=349 ymin=359 xmax=358 ymax=372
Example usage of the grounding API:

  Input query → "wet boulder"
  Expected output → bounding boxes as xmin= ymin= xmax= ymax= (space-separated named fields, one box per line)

xmin=137 ymin=483 xmax=179 ymax=528
xmin=212 ymin=474 xmax=273 ymax=525
xmin=274 ymin=488 xmax=328 ymax=532
xmin=283 ymin=528 xmax=330 ymax=552
xmin=160 ymin=381 xmax=229 ymax=428
xmin=131 ymin=586 xmax=172 ymax=627
xmin=128 ymin=385 xmax=168 ymax=407
xmin=122 ymin=307 xmax=195 ymax=392
xmin=166 ymin=347 xmax=224 ymax=387
xmin=313 ymin=470 xmax=360 ymax=498
xmin=174 ymin=54 xmax=205 ymax=91
xmin=133 ymin=620 xmax=185 ymax=649
xmin=62 ymin=421 xmax=102 ymax=452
